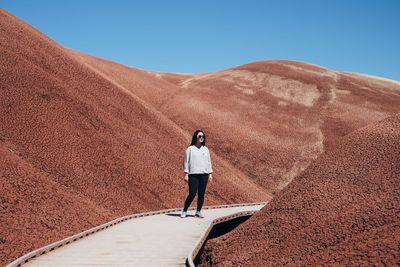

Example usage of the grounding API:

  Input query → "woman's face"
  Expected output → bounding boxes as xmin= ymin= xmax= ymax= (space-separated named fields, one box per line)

xmin=197 ymin=132 xmax=205 ymax=143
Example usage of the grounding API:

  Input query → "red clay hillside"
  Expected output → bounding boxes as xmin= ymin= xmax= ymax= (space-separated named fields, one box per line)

xmin=1 ymin=8 xmax=400 ymax=266
xmin=200 ymin=114 xmax=400 ymax=266
xmin=0 ymin=9 xmax=269 ymax=265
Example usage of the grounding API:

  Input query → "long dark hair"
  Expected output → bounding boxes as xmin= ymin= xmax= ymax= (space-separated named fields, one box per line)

xmin=190 ymin=129 xmax=206 ymax=146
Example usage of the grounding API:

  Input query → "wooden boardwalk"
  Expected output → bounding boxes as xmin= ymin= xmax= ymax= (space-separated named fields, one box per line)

xmin=9 ymin=203 xmax=265 ymax=267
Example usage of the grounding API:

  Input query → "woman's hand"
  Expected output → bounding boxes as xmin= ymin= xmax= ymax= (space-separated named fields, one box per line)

xmin=184 ymin=174 xmax=189 ymax=182
xmin=209 ymin=173 xmax=213 ymax=182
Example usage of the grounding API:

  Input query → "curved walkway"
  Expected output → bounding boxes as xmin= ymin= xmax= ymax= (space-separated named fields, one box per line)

xmin=8 ymin=203 xmax=266 ymax=267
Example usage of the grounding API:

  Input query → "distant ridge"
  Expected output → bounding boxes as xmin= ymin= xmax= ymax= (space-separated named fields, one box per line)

xmin=343 ymin=72 xmax=400 ymax=87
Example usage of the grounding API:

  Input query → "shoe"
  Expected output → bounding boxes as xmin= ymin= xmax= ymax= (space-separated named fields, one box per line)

xmin=180 ymin=210 xmax=187 ymax=218
xmin=195 ymin=211 xmax=204 ymax=218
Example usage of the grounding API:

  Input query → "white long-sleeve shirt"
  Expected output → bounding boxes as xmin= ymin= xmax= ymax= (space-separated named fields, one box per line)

xmin=183 ymin=145 xmax=213 ymax=174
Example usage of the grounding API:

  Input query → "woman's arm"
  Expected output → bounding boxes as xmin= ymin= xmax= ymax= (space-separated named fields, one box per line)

xmin=207 ymin=148 xmax=213 ymax=182
xmin=183 ymin=147 xmax=190 ymax=182
xmin=183 ymin=147 xmax=190 ymax=173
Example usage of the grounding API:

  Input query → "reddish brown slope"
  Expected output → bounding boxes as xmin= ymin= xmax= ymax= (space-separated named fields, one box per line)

xmin=161 ymin=61 xmax=400 ymax=193
xmin=78 ymin=54 xmax=400 ymax=195
xmin=201 ymin=114 xmax=400 ymax=266
xmin=0 ymin=10 xmax=269 ymax=265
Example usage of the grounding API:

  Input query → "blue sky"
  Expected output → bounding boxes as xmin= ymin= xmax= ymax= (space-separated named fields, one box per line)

xmin=2 ymin=0 xmax=400 ymax=80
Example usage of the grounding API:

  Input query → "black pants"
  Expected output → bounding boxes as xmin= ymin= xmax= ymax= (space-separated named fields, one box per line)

xmin=183 ymin=173 xmax=209 ymax=212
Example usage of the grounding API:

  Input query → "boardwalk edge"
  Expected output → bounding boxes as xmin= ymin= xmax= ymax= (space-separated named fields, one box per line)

xmin=186 ymin=203 xmax=266 ymax=266
xmin=6 ymin=202 xmax=267 ymax=267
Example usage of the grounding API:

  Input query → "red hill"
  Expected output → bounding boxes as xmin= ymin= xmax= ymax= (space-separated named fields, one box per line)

xmin=0 ymin=9 xmax=269 ymax=265
xmin=78 ymin=54 xmax=400 ymax=194
xmin=1 ymin=7 xmax=399 ymax=265
xmin=201 ymin=114 xmax=400 ymax=266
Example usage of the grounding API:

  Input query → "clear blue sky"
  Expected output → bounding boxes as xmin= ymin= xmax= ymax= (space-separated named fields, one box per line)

xmin=2 ymin=0 xmax=400 ymax=80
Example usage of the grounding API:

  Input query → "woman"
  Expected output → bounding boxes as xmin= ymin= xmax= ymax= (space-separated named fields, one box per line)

xmin=181 ymin=130 xmax=213 ymax=218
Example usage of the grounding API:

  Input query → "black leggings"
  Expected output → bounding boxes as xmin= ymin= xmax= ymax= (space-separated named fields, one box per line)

xmin=183 ymin=173 xmax=209 ymax=212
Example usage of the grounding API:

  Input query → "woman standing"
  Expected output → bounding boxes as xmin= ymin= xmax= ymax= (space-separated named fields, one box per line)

xmin=181 ymin=130 xmax=213 ymax=218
